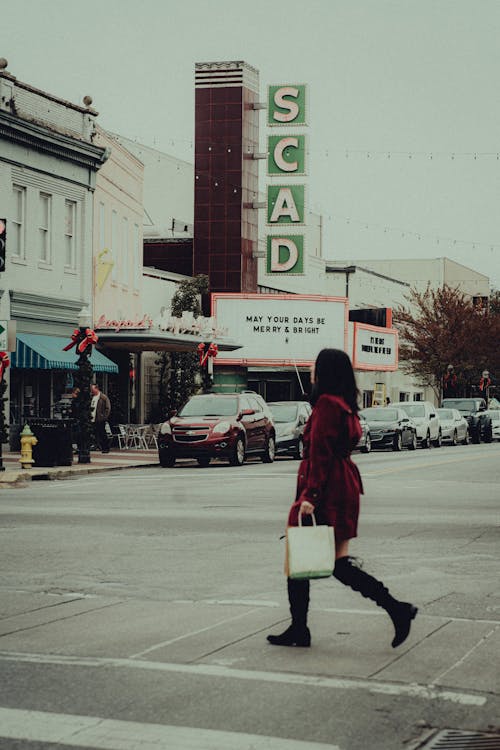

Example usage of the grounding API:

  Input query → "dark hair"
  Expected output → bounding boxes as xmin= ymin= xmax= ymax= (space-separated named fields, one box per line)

xmin=310 ymin=348 xmax=359 ymax=413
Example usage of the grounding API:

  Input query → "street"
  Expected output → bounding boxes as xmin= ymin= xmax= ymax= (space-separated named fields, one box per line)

xmin=0 ymin=443 xmax=499 ymax=749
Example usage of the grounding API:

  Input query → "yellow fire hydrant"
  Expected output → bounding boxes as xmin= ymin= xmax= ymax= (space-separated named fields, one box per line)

xmin=19 ymin=424 xmax=38 ymax=469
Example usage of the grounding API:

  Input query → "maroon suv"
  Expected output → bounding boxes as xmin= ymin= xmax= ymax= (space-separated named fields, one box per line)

xmin=158 ymin=392 xmax=276 ymax=467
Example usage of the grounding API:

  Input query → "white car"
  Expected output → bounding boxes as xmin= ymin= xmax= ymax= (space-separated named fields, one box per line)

xmin=487 ymin=409 xmax=500 ymax=441
xmin=392 ymin=401 xmax=441 ymax=448
xmin=436 ymin=408 xmax=469 ymax=445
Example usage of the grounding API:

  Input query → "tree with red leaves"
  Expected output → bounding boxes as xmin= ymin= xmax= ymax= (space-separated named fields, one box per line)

xmin=393 ymin=285 xmax=500 ymax=400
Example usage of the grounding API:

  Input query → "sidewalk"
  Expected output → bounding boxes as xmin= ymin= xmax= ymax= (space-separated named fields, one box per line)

xmin=0 ymin=447 xmax=158 ymax=487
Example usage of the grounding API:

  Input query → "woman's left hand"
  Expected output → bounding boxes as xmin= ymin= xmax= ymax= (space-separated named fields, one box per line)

xmin=300 ymin=500 xmax=315 ymax=515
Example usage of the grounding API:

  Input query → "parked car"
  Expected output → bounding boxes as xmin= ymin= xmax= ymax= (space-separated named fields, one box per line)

xmin=359 ymin=407 xmax=417 ymax=451
xmin=436 ymin=408 xmax=469 ymax=445
xmin=392 ymin=401 xmax=441 ymax=448
xmin=356 ymin=413 xmax=371 ymax=453
xmin=158 ymin=392 xmax=276 ymax=467
xmin=487 ymin=409 xmax=500 ymax=441
xmin=441 ymin=398 xmax=493 ymax=443
xmin=268 ymin=401 xmax=311 ymax=459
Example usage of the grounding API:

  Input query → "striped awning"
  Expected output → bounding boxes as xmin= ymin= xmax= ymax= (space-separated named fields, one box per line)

xmin=11 ymin=333 xmax=119 ymax=373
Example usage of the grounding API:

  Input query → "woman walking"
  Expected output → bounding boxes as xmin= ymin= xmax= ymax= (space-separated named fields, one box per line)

xmin=267 ymin=348 xmax=417 ymax=649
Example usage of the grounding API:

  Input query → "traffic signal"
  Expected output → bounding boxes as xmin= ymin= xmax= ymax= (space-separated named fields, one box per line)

xmin=0 ymin=219 xmax=5 ymax=272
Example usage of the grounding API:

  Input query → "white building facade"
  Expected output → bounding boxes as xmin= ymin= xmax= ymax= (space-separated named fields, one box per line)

xmin=0 ymin=62 xmax=116 ymax=435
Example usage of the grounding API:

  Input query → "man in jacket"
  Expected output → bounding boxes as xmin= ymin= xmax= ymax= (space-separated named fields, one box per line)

xmin=90 ymin=384 xmax=111 ymax=453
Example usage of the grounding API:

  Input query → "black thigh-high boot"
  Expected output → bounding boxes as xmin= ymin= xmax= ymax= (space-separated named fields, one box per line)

xmin=267 ymin=578 xmax=311 ymax=647
xmin=333 ymin=557 xmax=417 ymax=648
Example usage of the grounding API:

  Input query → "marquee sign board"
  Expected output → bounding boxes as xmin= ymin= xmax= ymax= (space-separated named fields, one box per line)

xmin=211 ymin=293 xmax=348 ymax=366
xmin=352 ymin=323 xmax=399 ymax=371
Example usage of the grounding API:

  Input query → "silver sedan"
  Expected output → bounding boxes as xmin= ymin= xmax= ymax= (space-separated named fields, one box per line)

xmin=436 ymin=408 xmax=469 ymax=445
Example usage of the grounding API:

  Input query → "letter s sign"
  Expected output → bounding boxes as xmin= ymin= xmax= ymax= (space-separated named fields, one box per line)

xmin=268 ymin=85 xmax=306 ymax=126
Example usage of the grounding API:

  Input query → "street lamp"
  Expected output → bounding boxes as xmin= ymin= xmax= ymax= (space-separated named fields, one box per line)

xmin=75 ymin=306 xmax=93 ymax=464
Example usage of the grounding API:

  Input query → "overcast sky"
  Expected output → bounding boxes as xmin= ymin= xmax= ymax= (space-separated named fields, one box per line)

xmin=4 ymin=0 xmax=500 ymax=287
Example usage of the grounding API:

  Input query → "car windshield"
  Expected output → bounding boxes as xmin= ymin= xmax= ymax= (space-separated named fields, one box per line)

xmin=399 ymin=404 xmax=425 ymax=417
xmin=270 ymin=404 xmax=298 ymax=422
xmin=442 ymin=399 xmax=477 ymax=413
xmin=361 ymin=408 xmax=398 ymax=421
xmin=179 ymin=396 xmax=238 ymax=417
xmin=437 ymin=409 xmax=454 ymax=420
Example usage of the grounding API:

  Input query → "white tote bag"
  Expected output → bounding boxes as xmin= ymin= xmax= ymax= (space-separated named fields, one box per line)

xmin=287 ymin=512 xmax=335 ymax=580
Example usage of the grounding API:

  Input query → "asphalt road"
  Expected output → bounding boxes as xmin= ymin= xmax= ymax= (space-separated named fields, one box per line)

xmin=0 ymin=443 xmax=499 ymax=750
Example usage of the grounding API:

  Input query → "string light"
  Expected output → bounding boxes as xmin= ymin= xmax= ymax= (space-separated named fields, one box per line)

xmin=323 ymin=213 xmax=500 ymax=253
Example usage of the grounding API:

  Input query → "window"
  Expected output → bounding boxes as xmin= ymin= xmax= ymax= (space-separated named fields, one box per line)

xmin=111 ymin=209 xmax=118 ymax=280
xmin=122 ymin=217 xmax=129 ymax=286
xmin=413 ymin=392 xmax=423 ymax=402
xmin=399 ymin=392 xmax=410 ymax=402
xmin=12 ymin=185 xmax=26 ymax=259
xmin=39 ymin=192 xmax=52 ymax=263
xmin=64 ymin=200 xmax=76 ymax=269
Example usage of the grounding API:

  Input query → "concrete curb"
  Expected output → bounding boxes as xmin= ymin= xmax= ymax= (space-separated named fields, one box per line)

xmin=0 ymin=461 xmax=158 ymax=488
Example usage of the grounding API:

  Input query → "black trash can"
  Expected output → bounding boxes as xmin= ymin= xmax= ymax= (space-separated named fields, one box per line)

xmin=29 ymin=419 xmax=75 ymax=467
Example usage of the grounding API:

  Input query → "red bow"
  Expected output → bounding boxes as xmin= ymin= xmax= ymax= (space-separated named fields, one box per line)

xmin=207 ymin=342 xmax=218 ymax=359
xmin=78 ymin=328 xmax=99 ymax=353
xmin=197 ymin=342 xmax=206 ymax=366
xmin=63 ymin=329 xmax=81 ymax=351
xmin=198 ymin=342 xmax=219 ymax=367
xmin=0 ymin=351 xmax=10 ymax=382
xmin=63 ymin=328 xmax=99 ymax=354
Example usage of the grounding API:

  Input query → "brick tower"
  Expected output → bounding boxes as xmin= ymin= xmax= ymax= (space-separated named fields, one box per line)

xmin=194 ymin=61 xmax=260 ymax=293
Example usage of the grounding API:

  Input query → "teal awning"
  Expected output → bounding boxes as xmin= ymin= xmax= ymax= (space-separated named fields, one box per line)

xmin=11 ymin=333 xmax=119 ymax=374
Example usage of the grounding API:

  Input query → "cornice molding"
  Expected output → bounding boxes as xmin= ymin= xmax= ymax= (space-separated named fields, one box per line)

xmin=10 ymin=290 xmax=85 ymax=325
xmin=0 ymin=111 xmax=107 ymax=171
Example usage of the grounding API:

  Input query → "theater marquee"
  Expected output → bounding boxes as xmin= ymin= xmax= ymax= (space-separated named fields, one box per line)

xmin=211 ymin=294 xmax=348 ymax=366
xmin=352 ymin=323 xmax=399 ymax=371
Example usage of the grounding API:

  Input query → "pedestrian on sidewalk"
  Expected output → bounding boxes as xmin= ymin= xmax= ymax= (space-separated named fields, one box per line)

xmin=90 ymin=384 xmax=111 ymax=453
xmin=267 ymin=348 xmax=418 ymax=649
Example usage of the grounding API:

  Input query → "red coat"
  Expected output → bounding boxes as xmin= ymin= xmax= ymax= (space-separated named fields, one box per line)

xmin=288 ymin=394 xmax=363 ymax=541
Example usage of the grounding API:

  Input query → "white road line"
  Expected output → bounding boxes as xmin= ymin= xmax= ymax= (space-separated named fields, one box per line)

xmin=0 ymin=651 xmax=486 ymax=706
xmin=0 ymin=707 xmax=339 ymax=750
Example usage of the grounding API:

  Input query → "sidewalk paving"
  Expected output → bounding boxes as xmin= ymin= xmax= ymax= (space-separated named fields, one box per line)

xmin=0 ymin=447 xmax=158 ymax=487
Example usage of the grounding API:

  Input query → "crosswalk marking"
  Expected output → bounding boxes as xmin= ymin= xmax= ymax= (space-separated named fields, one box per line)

xmin=0 ymin=707 xmax=339 ymax=749
xmin=0 ymin=651 xmax=486 ymax=706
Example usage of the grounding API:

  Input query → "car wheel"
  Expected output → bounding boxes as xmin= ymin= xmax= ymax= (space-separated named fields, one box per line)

xmin=483 ymin=423 xmax=493 ymax=443
xmin=433 ymin=430 xmax=442 ymax=448
xmin=229 ymin=436 xmax=245 ymax=466
xmin=360 ymin=434 xmax=371 ymax=453
xmin=408 ymin=432 xmax=417 ymax=450
xmin=392 ymin=432 xmax=402 ymax=452
xmin=159 ymin=452 xmax=175 ymax=468
xmin=451 ymin=430 xmax=457 ymax=446
xmin=422 ymin=430 xmax=431 ymax=448
xmin=262 ymin=435 xmax=276 ymax=463
xmin=462 ymin=429 xmax=469 ymax=445
xmin=294 ymin=437 xmax=304 ymax=460
xmin=197 ymin=457 xmax=211 ymax=467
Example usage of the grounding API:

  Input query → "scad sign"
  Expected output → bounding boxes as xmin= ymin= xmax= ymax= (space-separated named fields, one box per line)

xmin=266 ymin=85 xmax=307 ymax=275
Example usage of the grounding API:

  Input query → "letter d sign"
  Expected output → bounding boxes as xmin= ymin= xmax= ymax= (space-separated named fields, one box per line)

xmin=267 ymin=236 xmax=304 ymax=274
